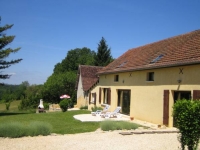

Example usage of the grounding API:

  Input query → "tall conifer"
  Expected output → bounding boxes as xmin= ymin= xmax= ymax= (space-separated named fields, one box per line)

xmin=94 ymin=37 xmax=113 ymax=66
xmin=0 ymin=17 xmax=22 ymax=84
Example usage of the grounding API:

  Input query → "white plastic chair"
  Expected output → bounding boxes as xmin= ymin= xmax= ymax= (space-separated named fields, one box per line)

xmin=101 ymin=106 xmax=121 ymax=118
xmin=91 ymin=104 xmax=110 ymax=116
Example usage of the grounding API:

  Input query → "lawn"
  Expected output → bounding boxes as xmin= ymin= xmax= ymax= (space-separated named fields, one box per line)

xmin=0 ymin=110 xmax=100 ymax=134
xmin=0 ymin=100 xmax=21 ymax=112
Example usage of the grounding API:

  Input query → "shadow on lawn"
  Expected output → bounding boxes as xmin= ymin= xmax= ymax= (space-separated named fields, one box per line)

xmin=0 ymin=112 xmax=33 ymax=116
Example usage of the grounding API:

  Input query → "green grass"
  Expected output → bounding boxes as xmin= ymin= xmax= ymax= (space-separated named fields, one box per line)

xmin=0 ymin=100 xmax=21 ymax=112
xmin=0 ymin=101 xmax=144 ymax=137
xmin=0 ymin=110 xmax=100 ymax=135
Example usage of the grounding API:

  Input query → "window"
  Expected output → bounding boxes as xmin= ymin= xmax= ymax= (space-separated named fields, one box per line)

xmin=150 ymin=54 xmax=164 ymax=64
xmin=147 ymin=72 xmax=154 ymax=81
xmin=103 ymin=88 xmax=111 ymax=105
xmin=114 ymin=75 xmax=119 ymax=82
xmin=90 ymin=93 xmax=96 ymax=104
xmin=116 ymin=61 xmax=127 ymax=68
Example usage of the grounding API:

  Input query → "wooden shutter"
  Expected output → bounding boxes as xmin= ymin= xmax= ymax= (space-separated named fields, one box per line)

xmin=163 ymin=90 xmax=169 ymax=126
xmin=99 ymin=88 xmax=101 ymax=104
xmin=94 ymin=93 xmax=96 ymax=105
xmin=89 ymin=93 xmax=91 ymax=104
xmin=107 ymin=88 xmax=111 ymax=105
xmin=193 ymin=90 xmax=200 ymax=100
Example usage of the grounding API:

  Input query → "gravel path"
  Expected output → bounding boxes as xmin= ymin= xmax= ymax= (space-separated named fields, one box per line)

xmin=0 ymin=130 xmax=182 ymax=150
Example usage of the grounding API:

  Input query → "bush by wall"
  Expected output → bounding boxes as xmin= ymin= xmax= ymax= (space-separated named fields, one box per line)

xmin=91 ymin=106 xmax=103 ymax=112
xmin=173 ymin=99 xmax=200 ymax=150
xmin=0 ymin=121 xmax=52 ymax=138
xmin=80 ymin=106 xmax=88 ymax=110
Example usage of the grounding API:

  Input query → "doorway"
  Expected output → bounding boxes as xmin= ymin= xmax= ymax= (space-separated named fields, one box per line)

xmin=118 ymin=90 xmax=130 ymax=115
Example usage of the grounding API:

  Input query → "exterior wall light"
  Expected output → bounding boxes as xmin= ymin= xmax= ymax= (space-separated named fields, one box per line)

xmin=177 ymin=79 xmax=182 ymax=83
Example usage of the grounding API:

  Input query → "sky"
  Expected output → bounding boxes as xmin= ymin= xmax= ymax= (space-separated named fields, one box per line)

xmin=1 ymin=0 xmax=200 ymax=85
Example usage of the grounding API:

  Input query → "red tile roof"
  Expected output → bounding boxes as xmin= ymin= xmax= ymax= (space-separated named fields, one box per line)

xmin=98 ymin=29 xmax=200 ymax=75
xmin=77 ymin=65 xmax=103 ymax=91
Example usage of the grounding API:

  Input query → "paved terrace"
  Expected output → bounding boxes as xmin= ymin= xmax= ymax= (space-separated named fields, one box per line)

xmin=73 ymin=113 xmax=179 ymax=134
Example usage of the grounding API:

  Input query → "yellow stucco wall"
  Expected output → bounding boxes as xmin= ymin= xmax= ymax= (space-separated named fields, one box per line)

xmin=76 ymin=96 xmax=88 ymax=108
xmin=89 ymin=64 xmax=200 ymax=127
xmin=88 ymin=84 xmax=102 ymax=111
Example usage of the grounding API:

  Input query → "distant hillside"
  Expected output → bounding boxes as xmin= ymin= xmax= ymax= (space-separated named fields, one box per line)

xmin=0 ymin=84 xmax=20 ymax=100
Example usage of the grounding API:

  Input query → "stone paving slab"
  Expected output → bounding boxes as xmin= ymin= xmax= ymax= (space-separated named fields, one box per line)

xmin=73 ymin=113 xmax=179 ymax=134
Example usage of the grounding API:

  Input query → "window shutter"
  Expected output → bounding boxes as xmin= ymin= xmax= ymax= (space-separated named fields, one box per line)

xmin=94 ymin=93 xmax=96 ymax=105
xmin=193 ymin=90 xmax=200 ymax=100
xmin=163 ymin=90 xmax=169 ymax=126
xmin=99 ymin=88 xmax=101 ymax=104
xmin=107 ymin=88 xmax=111 ymax=105
xmin=89 ymin=93 xmax=91 ymax=104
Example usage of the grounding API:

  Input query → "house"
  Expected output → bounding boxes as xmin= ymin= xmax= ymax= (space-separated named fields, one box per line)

xmin=87 ymin=29 xmax=200 ymax=127
xmin=75 ymin=65 xmax=103 ymax=108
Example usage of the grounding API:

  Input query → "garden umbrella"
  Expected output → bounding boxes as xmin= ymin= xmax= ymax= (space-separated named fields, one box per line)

xmin=60 ymin=94 xmax=70 ymax=99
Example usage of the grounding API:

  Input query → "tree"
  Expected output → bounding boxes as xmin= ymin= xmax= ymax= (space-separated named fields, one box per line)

xmin=43 ymin=47 xmax=95 ymax=105
xmin=53 ymin=47 xmax=95 ymax=74
xmin=94 ymin=37 xmax=113 ymax=66
xmin=0 ymin=17 xmax=22 ymax=84
xmin=42 ymin=71 xmax=76 ymax=104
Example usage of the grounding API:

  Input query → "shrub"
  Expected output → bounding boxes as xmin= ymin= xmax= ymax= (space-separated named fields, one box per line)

xmin=27 ymin=121 xmax=52 ymax=136
xmin=5 ymin=102 xmax=10 ymax=110
xmin=0 ymin=122 xmax=26 ymax=138
xmin=173 ymin=99 xmax=200 ymax=150
xmin=100 ymin=120 xmax=140 ymax=131
xmin=43 ymin=102 xmax=49 ymax=110
xmin=80 ymin=106 xmax=88 ymax=110
xmin=59 ymin=99 xmax=69 ymax=112
xmin=91 ymin=106 xmax=103 ymax=112
xmin=0 ymin=121 xmax=52 ymax=138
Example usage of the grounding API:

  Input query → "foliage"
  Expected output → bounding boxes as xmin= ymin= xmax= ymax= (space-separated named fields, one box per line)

xmin=0 ymin=100 xmax=21 ymax=111
xmin=173 ymin=99 xmax=200 ymax=150
xmin=0 ymin=110 xmax=100 ymax=134
xmin=5 ymin=102 xmax=10 ymax=110
xmin=0 ymin=121 xmax=52 ymax=138
xmin=100 ymin=120 xmax=141 ymax=131
xmin=41 ymin=47 xmax=96 ymax=105
xmin=0 ymin=17 xmax=22 ymax=84
xmin=42 ymin=72 xmax=76 ymax=104
xmin=94 ymin=37 xmax=113 ymax=66
xmin=18 ymin=84 xmax=43 ymax=110
xmin=53 ymin=47 xmax=95 ymax=73
xmin=59 ymin=99 xmax=69 ymax=112
xmin=0 ymin=81 xmax=32 ymax=102
xmin=43 ymin=102 xmax=49 ymax=110
xmin=80 ymin=105 xmax=88 ymax=110
xmin=91 ymin=106 xmax=103 ymax=112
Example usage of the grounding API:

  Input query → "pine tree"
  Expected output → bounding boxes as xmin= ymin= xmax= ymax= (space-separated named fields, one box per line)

xmin=94 ymin=37 xmax=113 ymax=66
xmin=0 ymin=17 xmax=22 ymax=84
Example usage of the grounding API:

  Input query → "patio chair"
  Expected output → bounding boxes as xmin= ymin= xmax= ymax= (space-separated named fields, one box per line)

xmin=91 ymin=104 xmax=110 ymax=116
xmin=101 ymin=106 xmax=121 ymax=118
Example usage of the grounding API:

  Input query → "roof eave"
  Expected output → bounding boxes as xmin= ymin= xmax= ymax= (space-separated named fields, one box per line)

xmin=97 ymin=61 xmax=200 ymax=75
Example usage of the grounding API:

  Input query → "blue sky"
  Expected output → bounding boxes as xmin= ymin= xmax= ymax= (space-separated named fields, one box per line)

xmin=1 ymin=0 xmax=200 ymax=85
